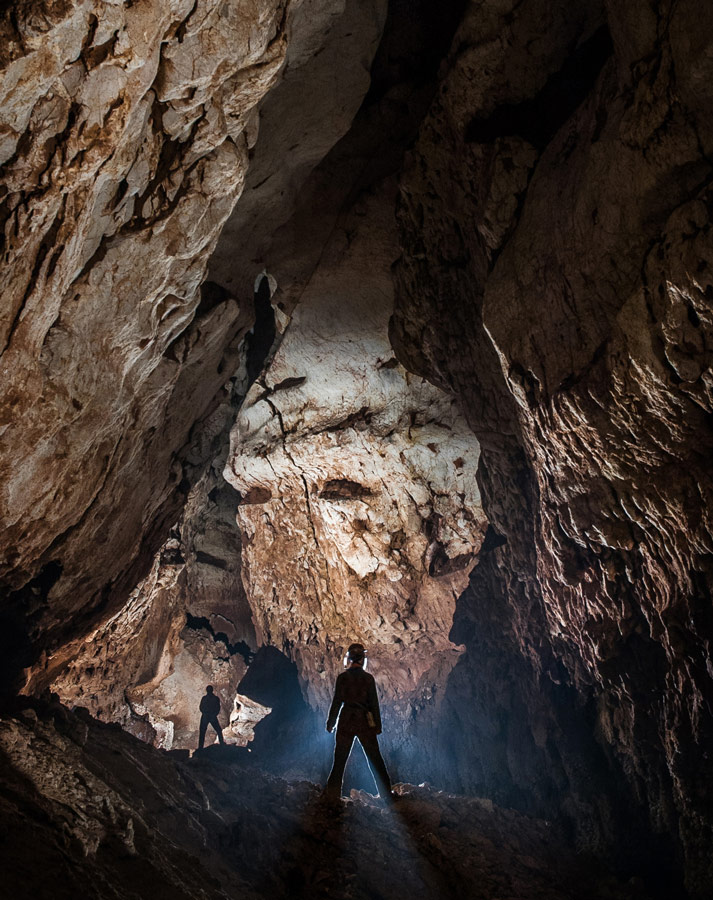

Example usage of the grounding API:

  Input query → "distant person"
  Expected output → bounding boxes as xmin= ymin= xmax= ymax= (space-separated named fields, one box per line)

xmin=198 ymin=685 xmax=225 ymax=750
xmin=325 ymin=643 xmax=393 ymax=801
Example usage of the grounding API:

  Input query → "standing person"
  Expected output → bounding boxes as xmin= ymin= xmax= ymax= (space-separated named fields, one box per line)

xmin=325 ymin=643 xmax=393 ymax=800
xmin=198 ymin=685 xmax=225 ymax=750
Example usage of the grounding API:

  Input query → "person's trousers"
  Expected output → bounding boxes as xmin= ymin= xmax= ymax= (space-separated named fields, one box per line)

xmin=198 ymin=714 xmax=224 ymax=749
xmin=327 ymin=731 xmax=392 ymax=797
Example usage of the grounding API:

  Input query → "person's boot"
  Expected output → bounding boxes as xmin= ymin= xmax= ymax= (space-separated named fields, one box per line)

xmin=323 ymin=782 xmax=341 ymax=804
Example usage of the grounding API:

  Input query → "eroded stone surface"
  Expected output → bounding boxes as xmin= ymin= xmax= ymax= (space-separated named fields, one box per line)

xmin=225 ymin=181 xmax=487 ymax=732
xmin=0 ymin=0 xmax=393 ymax=695
xmin=2 ymin=0 xmax=713 ymax=895
xmin=209 ymin=0 xmax=388 ymax=299
xmin=0 ymin=0 xmax=290 ymax=681
xmin=392 ymin=0 xmax=713 ymax=893
xmin=46 ymin=454 xmax=254 ymax=750
xmin=0 ymin=700 xmax=651 ymax=900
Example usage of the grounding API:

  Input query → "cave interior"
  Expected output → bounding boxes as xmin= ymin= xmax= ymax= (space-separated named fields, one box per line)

xmin=1 ymin=0 xmax=713 ymax=898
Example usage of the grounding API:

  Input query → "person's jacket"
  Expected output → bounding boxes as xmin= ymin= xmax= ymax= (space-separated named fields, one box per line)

xmin=326 ymin=666 xmax=382 ymax=734
xmin=199 ymin=693 xmax=220 ymax=717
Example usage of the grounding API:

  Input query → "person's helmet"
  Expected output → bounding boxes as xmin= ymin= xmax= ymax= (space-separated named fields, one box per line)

xmin=344 ymin=643 xmax=367 ymax=667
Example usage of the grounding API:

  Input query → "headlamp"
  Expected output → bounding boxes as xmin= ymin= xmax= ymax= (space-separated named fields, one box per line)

xmin=344 ymin=643 xmax=367 ymax=668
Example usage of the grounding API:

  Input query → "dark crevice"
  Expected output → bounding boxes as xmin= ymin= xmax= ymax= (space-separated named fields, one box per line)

xmin=428 ymin=547 xmax=472 ymax=577
xmin=270 ymin=375 xmax=306 ymax=392
xmin=364 ymin=0 xmax=468 ymax=105
xmin=174 ymin=0 xmax=199 ymax=44
xmin=235 ymin=646 xmax=324 ymax=778
xmin=196 ymin=280 xmax=231 ymax=319
xmin=245 ymin=274 xmax=277 ymax=387
xmin=324 ymin=406 xmax=372 ymax=433
xmin=1 ymin=562 xmax=63 ymax=702
xmin=122 ymin=100 xmax=205 ymax=236
xmin=71 ymin=231 xmax=110 ymax=289
xmin=78 ymin=15 xmax=99 ymax=60
xmin=107 ymin=177 xmax=129 ymax=213
xmin=687 ymin=303 xmax=701 ymax=328
xmin=162 ymin=282 xmax=232 ymax=364
xmin=185 ymin=614 xmax=253 ymax=665
xmin=465 ymin=25 xmax=614 ymax=150
xmin=479 ymin=524 xmax=508 ymax=554
xmin=194 ymin=550 xmax=228 ymax=570
xmin=239 ymin=486 xmax=273 ymax=505
xmin=81 ymin=25 xmax=119 ymax=70
xmin=318 ymin=479 xmax=373 ymax=501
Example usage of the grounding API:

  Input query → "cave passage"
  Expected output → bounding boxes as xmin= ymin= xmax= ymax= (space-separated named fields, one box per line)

xmin=1 ymin=0 xmax=713 ymax=898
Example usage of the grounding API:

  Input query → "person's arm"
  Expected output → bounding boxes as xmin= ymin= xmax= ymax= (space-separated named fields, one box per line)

xmin=326 ymin=675 xmax=344 ymax=732
xmin=367 ymin=675 xmax=382 ymax=733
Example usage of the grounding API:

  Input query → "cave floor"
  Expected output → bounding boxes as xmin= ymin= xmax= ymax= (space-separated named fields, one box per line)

xmin=0 ymin=700 xmax=649 ymax=900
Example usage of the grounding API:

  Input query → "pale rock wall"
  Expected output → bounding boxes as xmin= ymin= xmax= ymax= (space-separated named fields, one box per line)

xmin=45 ymin=532 xmax=190 ymax=744
xmin=0 ymin=0 xmax=290 ymax=683
xmin=225 ymin=180 xmax=488 ymax=733
xmin=6 ymin=0 xmax=396 ymax=748
xmin=46 ymin=452 xmax=254 ymax=750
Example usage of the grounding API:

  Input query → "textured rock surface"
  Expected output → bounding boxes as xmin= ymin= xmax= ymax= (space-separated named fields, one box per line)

xmin=0 ymin=0 xmax=391 ymax=691
xmin=44 ymin=456 xmax=255 ymax=750
xmin=391 ymin=0 xmax=713 ymax=894
xmin=209 ymin=0 xmax=387 ymax=298
xmin=1 ymin=0 xmax=713 ymax=896
xmin=224 ymin=181 xmax=487 ymax=736
xmin=0 ymin=700 xmax=651 ymax=900
xmin=0 ymin=0 xmax=290 ymax=687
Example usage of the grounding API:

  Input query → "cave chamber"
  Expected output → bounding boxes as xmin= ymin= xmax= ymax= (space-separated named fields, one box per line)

xmin=1 ymin=0 xmax=713 ymax=898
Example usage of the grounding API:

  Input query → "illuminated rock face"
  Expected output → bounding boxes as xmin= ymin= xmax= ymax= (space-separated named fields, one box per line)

xmin=2 ymin=0 xmax=713 ymax=895
xmin=225 ymin=182 xmax=487 ymax=731
xmin=392 ymin=0 xmax=713 ymax=892
xmin=0 ymin=0 xmax=390 ymax=693
xmin=3 ymin=0 xmax=394 ymax=751
xmin=230 ymin=692 xmax=272 ymax=745
xmin=47 ymin=467 xmax=254 ymax=750
xmin=0 ymin=0 xmax=290 ymax=683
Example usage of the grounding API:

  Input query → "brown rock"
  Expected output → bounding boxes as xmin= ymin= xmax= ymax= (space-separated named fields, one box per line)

xmin=224 ymin=179 xmax=487 ymax=725
xmin=0 ymin=701 xmax=652 ymax=900
xmin=392 ymin=0 xmax=713 ymax=892
xmin=0 ymin=0 xmax=289 ymax=676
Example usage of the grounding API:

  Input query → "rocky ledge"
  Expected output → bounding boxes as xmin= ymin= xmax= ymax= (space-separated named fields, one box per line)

xmin=0 ymin=699 xmax=649 ymax=900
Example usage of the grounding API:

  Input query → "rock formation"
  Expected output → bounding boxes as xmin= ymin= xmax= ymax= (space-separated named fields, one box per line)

xmin=0 ymin=0 xmax=388 ymax=689
xmin=0 ymin=698 xmax=651 ymax=900
xmin=0 ymin=0 xmax=288 ymax=693
xmin=391 ymin=0 xmax=713 ymax=894
xmin=224 ymin=180 xmax=487 ymax=733
xmin=1 ymin=0 xmax=713 ymax=897
xmin=45 ymin=407 xmax=263 ymax=750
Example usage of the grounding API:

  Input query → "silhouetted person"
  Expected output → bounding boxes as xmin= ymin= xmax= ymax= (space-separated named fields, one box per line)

xmin=325 ymin=643 xmax=393 ymax=800
xmin=198 ymin=685 xmax=225 ymax=750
